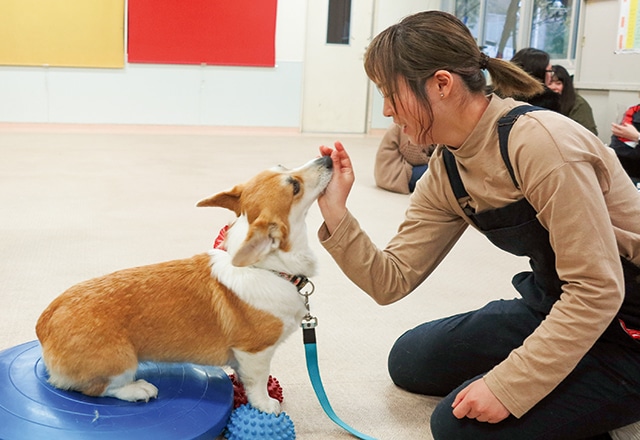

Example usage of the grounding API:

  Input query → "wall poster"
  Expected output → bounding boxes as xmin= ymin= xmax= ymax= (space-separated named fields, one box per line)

xmin=128 ymin=0 xmax=278 ymax=67
xmin=0 ymin=0 xmax=124 ymax=68
xmin=616 ymin=0 xmax=640 ymax=53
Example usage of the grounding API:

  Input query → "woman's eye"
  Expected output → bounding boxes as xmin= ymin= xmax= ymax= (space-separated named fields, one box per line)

xmin=292 ymin=180 xmax=301 ymax=195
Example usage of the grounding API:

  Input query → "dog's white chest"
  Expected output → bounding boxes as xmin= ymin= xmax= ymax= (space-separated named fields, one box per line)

xmin=207 ymin=250 xmax=308 ymax=326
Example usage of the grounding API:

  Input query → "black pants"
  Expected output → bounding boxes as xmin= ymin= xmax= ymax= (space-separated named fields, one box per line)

xmin=388 ymin=299 xmax=640 ymax=439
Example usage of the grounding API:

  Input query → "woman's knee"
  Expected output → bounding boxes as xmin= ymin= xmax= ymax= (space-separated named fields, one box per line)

xmin=387 ymin=325 xmax=459 ymax=395
xmin=387 ymin=330 xmax=421 ymax=391
xmin=388 ymin=301 xmax=539 ymax=395
xmin=387 ymin=316 xmax=482 ymax=395
xmin=430 ymin=396 xmax=460 ymax=440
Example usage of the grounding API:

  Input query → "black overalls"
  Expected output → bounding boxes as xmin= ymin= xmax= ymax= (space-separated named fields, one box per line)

xmin=388 ymin=106 xmax=640 ymax=440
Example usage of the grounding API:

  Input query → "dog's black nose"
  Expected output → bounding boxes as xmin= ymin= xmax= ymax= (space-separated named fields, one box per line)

xmin=319 ymin=155 xmax=333 ymax=170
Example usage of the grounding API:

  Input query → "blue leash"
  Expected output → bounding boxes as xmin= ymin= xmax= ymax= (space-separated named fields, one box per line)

xmin=299 ymin=282 xmax=378 ymax=440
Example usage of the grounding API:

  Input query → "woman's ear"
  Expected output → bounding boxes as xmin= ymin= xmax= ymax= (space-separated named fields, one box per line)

xmin=430 ymin=70 xmax=454 ymax=99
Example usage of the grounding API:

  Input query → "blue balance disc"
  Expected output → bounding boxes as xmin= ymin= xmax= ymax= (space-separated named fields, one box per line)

xmin=0 ymin=341 xmax=233 ymax=440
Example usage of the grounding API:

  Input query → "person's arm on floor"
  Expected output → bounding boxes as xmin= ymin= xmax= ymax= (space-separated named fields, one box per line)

xmin=374 ymin=125 xmax=414 ymax=194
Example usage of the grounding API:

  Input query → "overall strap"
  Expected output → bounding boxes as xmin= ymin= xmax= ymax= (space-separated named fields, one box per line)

xmin=444 ymin=104 xmax=546 ymax=202
xmin=497 ymin=105 xmax=545 ymax=189
xmin=443 ymin=148 xmax=468 ymax=199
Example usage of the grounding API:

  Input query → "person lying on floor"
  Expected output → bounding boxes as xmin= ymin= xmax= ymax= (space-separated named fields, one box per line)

xmin=374 ymin=123 xmax=434 ymax=194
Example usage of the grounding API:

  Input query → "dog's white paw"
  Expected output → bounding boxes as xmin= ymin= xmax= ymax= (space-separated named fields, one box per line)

xmin=249 ymin=396 xmax=281 ymax=414
xmin=105 ymin=379 xmax=158 ymax=402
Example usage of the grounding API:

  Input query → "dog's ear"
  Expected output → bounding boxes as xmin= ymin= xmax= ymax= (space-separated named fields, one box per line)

xmin=231 ymin=216 xmax=288 ymax=266
xmin=196 ymin=184 xmax=243 ymax=216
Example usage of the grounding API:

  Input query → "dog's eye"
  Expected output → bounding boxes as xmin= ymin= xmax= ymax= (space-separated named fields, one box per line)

xmin=291 ymin=179 xmax=301 ymax=195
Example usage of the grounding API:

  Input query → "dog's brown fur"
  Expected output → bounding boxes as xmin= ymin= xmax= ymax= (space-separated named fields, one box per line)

xmin=36 ymin=254 xmax=284 ymax=396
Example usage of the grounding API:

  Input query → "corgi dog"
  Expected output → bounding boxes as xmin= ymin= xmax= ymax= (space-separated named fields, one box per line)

xmin=35 ymin=155 xmax=333 ymax=414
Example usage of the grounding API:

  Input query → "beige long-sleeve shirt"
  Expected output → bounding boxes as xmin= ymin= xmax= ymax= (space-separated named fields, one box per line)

xmin=374 ymin=124 xmax=434 ymax=194
xmin=319 ymin=95 xmax=640 ymax=418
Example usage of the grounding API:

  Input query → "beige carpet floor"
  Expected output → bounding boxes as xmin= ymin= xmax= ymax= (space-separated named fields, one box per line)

xmin=0 ymin=124 xmax=529 ymax=439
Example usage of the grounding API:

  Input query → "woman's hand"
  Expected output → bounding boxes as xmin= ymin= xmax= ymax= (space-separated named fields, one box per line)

xmin=318 ymin=141 xmax=355 ymax=234
xmin=611 ymin=122 xmax=640 ymax=142
xmin=452 ymin=378 xmax=511 ymax=424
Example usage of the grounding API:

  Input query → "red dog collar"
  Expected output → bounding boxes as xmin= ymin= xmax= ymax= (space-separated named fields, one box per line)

xmin=213 ymin=225 xmax=229 ymax=250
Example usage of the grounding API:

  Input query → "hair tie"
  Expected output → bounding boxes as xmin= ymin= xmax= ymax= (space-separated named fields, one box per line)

xmin=479 ymin=53 xmax=490 ymax=70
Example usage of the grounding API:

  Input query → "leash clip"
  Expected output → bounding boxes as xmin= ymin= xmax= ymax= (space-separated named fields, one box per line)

xmin=301 ymin=315 xmax=318 ymax=329
xmin=299 ymin=279 xmax=315 ymax=298
xmin=299 ymin=280 xmax=318 ymax=329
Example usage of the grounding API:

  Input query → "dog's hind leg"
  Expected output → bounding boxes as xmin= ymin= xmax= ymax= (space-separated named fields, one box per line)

xmin=41 ymin=338 xmax=156 ymax=402
xmin=101 ymin=368 xmax=158 ymax=402
xmin=233 ymin=347 xmax=280 ymax=414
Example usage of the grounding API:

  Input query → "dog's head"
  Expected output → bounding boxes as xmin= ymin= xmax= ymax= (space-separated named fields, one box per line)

xmin=197 ymin=156 xmax=333 ymax=268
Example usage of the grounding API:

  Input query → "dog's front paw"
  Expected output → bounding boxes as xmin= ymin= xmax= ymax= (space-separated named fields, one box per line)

xmin=249 ymin=396 xmax=281 ymax=414
xmin=105 ymin=379 xmax=159 ymax=402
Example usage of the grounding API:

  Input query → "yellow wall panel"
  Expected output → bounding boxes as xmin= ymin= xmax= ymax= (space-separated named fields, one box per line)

xmin=0 ymin=0 xmax=124 ymax=68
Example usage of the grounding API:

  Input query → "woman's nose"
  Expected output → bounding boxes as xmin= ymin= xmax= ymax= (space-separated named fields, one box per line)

xmin=382 ymin=97 xmax=394 ymax=117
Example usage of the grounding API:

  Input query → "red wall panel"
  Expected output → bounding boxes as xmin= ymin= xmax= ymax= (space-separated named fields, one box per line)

xmin=128 ymin=0 xmax=277 ymax=67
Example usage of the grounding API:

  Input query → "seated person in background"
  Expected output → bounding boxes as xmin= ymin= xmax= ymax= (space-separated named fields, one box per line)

xmin=548 ymin=65 xmax=598 ymax=135
xmin=510 ymin=48 xmax=561 ymax=112
xmin=374 ymin=124 xmax=435 ymax=194
xmin=609 ymin=104 xmax=640 ymax=182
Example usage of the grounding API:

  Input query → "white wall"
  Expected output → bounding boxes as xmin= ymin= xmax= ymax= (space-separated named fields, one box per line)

xmin=574 ymin=0 xmax=640 ymax=142
xmin=0 ymin=0 xmax=307 ymax=128
xmin=0 ymin=0 xmax=638 ymax=133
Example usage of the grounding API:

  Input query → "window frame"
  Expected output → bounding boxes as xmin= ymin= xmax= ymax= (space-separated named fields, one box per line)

xmin=445 ymin=0 xmax=583 ymax=67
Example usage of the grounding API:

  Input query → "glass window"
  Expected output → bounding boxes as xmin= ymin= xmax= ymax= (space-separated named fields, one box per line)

xmin=454 ymin=0 xmax=580 ymax=61
xmin=487 ymin=0 xmax=521 ymax=59
xmin=456 ymin=0 xmax=481 ymax=36
xmin=456 ymin=0 xmax=521 ymax=59
xmin=530 ymin=0 xmax=579 ymax=59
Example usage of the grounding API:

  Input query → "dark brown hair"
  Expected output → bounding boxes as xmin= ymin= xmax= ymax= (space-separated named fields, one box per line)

xmin=511 ymin=48 xmax=551 ymax=84
xmin=551 ymin=64 xmax=577 ymax=116
xmin=364 ymin=11 xmax=543 ymax=136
